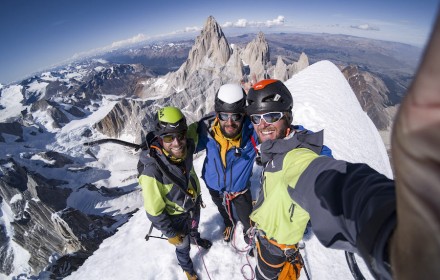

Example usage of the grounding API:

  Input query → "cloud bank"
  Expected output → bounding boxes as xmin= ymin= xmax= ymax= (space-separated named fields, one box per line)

xmin=221 ymin=15 xmax=285 ymax=28
xmin=350 ymin=24 xmax=380 ymax=31
xmin=110 ymin=33 xmax=149 ymax=48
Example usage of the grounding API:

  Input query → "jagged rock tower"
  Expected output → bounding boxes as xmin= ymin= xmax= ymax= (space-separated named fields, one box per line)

xmin=134 ymin=15 xmax=309 ymax=127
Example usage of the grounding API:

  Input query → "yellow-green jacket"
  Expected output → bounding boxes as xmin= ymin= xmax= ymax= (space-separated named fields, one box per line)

xmin=250 ymin=130 xmax=325 ymax=245
xmin=137 ymin=131 xmax=200 ymax=238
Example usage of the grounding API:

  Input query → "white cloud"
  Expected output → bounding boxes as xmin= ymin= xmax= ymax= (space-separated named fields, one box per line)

xmin=235 ymin=18 xmax=249 ymax=27
xmin=70 ymin=33 xmax=149 ymax=60
xmin=184 ymin=26 xmax=201 ymax=32
xmin=222 ymin=21 xmax=233 ymax=28
xmin=350 ymin=24 xmax=380 ymax=31
xmin=221 ymin=16 xmax=285 ymax=28
xmin=266 ymin=15 xmax=285 ymax=27
xmin=111 ymin=33 xmax=148 ymax=48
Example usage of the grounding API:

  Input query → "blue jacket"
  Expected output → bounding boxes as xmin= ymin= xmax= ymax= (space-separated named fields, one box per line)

xmin=196 ymin=114 xmax=257 ymax=194
xmin=195 ymin=116 xmax=332 ymax=194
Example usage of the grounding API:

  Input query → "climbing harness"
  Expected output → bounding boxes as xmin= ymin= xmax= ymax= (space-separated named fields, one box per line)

xmin=252 ymin=231 xmax=309 ymax=280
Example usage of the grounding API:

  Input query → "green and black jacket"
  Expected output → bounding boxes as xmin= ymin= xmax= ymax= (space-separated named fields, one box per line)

xmin=256 ymin=130 xmax=396 ymax=279
xmin=250 ymin=130 xmax=325 ymax=245
xmin=137 ymin=134 xmax=201 ymax=238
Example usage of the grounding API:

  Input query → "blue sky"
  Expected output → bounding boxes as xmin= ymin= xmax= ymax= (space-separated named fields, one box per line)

xmin=0 ymin=0 xmax=438 ymax=85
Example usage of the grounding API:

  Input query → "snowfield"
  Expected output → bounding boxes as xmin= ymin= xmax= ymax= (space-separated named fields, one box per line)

xmin=62 ymin=61 xmax=390 ymax=280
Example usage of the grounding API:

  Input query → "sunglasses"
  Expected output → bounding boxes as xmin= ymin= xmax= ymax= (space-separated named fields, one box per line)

xmin=250 ymin=112 xmax=284 ymax=125
xmin=217 ymin=112 xmax=244 ymax=122
xmin=160 ymin=132 xmax=186 ymax=143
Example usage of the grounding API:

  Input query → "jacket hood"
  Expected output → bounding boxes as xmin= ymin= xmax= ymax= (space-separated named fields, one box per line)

xmin=260 ymin=129 xmax=324 ymax=165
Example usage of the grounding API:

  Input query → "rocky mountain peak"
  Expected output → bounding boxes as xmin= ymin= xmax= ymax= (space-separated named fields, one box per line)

xmin=241 ymin=31 xmax=270 ymax=81
xmin=256 ymin=31 xmax=266 ymax=43
xmin=204 ymin=15 xmax=223 ymax=37
xmin=183 ymin=16 xmax=231 ymax=75
xmin=135 ymin=17 xmax=308 ymax=123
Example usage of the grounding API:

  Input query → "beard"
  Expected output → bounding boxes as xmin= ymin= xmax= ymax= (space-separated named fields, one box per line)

xmin=220 ymin=122 xmax=243 ymax=139
xmin=168 ymin=146 xmax=187 ymax=159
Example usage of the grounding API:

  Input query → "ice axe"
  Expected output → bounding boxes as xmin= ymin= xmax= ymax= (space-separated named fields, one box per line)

xmin=145 ymin=223 xmax=167 ymax=241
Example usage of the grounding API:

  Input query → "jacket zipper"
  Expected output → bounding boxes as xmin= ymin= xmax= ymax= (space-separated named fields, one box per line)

xmin=227 ymin=160 xmax=234 ymax=192
xmin=213 ymin=157 xmax=221 ymax=189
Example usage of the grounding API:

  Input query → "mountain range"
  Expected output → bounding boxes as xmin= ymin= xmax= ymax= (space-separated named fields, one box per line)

xmin=0 ymin=15 xmax=416 ymax=279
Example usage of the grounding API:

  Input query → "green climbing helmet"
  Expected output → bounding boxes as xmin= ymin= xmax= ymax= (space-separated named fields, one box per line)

xmin=154 ymin=106 xmax=188 ymax=135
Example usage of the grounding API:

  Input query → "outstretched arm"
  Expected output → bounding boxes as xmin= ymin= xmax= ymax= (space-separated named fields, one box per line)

xmin=289 ymin=9 xmax=440 ymax=280
xmin=390 ymin=8 xmax=440 ymax=280
xmin=289 ymin=157 xmax=395 ymax=279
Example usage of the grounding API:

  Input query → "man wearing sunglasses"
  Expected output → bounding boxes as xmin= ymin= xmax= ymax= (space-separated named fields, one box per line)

xmin=246 ymin=79 xmax=332 ymax=280
xmin=138 ymin=106 xmax=211 ymax=280
xmin=246 ymin=14 xmax=440 ymax=280
xmin=196 ymin=83 xmax=257 ymax=246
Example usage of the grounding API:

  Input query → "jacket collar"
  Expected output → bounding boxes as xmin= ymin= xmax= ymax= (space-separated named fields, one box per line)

xmin=259 ymin=128 xmax=324 ymax=165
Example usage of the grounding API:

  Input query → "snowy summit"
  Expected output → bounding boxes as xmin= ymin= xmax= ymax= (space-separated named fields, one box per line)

xmin=53 ymin=60 xmax=392 ymax=280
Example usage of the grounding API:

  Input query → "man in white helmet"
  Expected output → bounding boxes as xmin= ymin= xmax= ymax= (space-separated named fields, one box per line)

xmin=196 ymin=83 xmax=257 ymax=246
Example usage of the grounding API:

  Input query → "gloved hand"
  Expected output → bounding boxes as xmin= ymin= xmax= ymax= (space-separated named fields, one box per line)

xmin=168 ymin=234 xmax=184 ymax=246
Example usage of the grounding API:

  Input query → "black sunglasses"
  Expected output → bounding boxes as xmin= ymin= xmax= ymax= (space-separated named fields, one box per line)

xmin=160 ymin=132 xmax=186 ymax=143
xmin=217 ymin=112 xmax=244 ymax=122
xmin=250 ymin=112 xmax=284 ymax=125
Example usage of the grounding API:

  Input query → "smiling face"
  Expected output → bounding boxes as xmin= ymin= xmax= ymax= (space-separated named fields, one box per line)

xmin=218 ymin=113 xmax=244 ymax=139
xmin=159 ymin=133 xmax=187 ymax=159
xmin=252 ymin=114 xmax=290 ymax=143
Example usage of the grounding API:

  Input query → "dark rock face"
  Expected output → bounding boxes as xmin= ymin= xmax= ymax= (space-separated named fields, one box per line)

xmin=0 ymin=158 xmax=130 ymax=278
xmin=0 ymin=122 xmax=23 ymax=142
xmin=45 ymin=251 xmax=93 ymax=278
xmin=0 ymin=224 xmax=13 ymax=275
xmin=342 ymin=65 xmax=392 ymax=130
xmin=37 ymin=151 xmax=74 ymax=168
xmin=94 ymin=98 xmax=155 ymax=143
xmin=0 ymin=159 xmax=70 ymax=273
xmin=77 ymin=64 xmax=144 ymax=99
xmin=29 ymin=99 xmax=73 ymax=128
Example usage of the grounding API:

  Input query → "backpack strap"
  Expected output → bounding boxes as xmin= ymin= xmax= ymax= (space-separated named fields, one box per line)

xmin=250 ymin=135 xmax=259 ymax=153
xmin=148 ymin=148 xmax=196 ymax=200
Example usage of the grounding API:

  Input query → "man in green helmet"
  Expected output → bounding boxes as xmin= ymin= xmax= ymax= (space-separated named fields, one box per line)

xmin=138 ymin=106 xmax=211 ymax=280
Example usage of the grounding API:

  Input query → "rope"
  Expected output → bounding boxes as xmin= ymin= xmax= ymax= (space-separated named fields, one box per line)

xmin=241 ymin=252 xmax=255 ymax=280
xmin=240 ymin=229 xmax=256 ymax=280
xmin=224 ymin=193 xmax=250 ymax=254
xmin=224 ymin=195 xmax=255 ymax=280
xmin=192 ymin=236 xmax=212 ymax=280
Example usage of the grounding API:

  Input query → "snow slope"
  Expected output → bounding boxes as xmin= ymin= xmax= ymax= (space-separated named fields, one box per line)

xmin=62 ymin=60 xmax=391 ymax=280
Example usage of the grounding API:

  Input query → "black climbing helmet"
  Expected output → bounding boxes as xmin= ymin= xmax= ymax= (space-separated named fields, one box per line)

xmin=246 ymin=79 xmax=293 ymax=115
xmin=154 ymin=106 xmax=187 ymax=135
xmin=214 ymin=84 xmax=246 ymax=113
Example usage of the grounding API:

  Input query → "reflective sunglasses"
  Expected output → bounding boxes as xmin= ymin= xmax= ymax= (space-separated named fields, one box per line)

xmin=160 ymin=132 xmax=186 ymax=143
xmin=250 ymin=112 xmax=284 ymax=125
xmin=217 ymin=112 xmax=244 ymax=122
